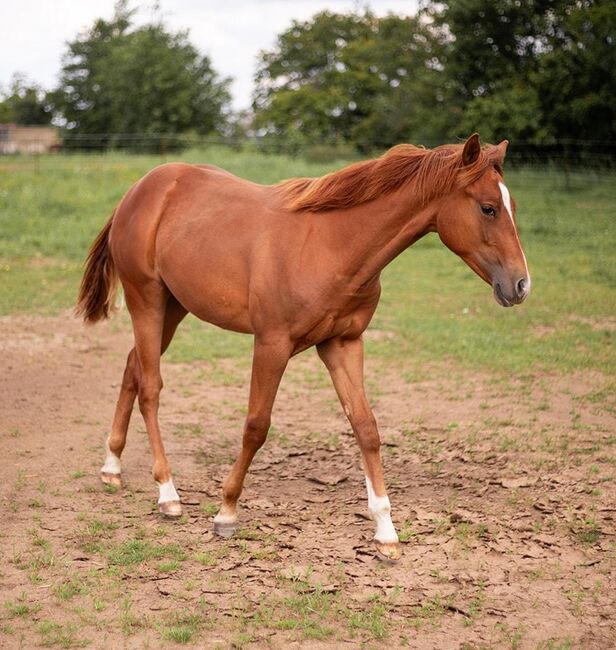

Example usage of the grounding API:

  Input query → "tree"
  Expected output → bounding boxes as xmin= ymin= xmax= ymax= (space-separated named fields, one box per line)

xmin=423 ymin=0 xmax=558 ymax=100
xmin=0 ymin=74 xmax=51 ymax=125
xmin=423 ymin=0 xmax=616 ymax=142
xmin=534 ymin=0 xmax=616 ymax=141
xmin=52 ymin=1 xmax=231 ymax=140
xmin=253 ymin=10 xmax=453 ymax=150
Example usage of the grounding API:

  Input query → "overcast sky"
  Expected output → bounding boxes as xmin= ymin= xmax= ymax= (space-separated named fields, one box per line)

xmin=0 ymin=0 xmax=419 ymax=111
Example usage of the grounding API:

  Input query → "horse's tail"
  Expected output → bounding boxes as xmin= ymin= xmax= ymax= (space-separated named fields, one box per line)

xmin=75 ymin=212 xmax=118 ymax=323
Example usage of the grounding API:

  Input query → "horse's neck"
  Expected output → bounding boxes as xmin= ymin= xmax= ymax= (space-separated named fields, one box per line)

xmin=336 ymin=191 xmax=436 ymax=287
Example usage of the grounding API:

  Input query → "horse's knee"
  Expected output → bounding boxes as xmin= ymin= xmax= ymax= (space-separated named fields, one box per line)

xmin=138 ymin=375 xmax=163 ymax=411
xmin=243 ymin=414 xmax=270 ymax=449
xmin=354 ymin=417 xmax=380 ymax=453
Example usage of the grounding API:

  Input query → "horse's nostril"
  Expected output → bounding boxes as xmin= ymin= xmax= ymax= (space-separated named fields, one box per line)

xmin=516 ymin=277 xmax=527 ymax=296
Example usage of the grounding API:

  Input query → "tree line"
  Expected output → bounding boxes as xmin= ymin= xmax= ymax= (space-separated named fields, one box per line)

xmin=1 ymin=0 xmax=614 ymax=151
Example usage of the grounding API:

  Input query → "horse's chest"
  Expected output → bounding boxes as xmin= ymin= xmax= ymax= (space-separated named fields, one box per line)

xmin=291 ymin=287 xmax=380 ymax=353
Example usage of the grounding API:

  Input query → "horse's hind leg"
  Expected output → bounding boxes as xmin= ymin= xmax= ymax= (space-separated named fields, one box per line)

xmin=100 ymin=347 xmax=138 ymax=487
xmin=101 ymin=295 xmax=186 ymax=510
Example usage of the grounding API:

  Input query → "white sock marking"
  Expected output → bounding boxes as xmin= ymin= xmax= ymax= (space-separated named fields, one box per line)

xmin=157 ymin=478 xmax=180 ymax=504
xmin=365 ymin=476 xmax=399 ymax=544
xmin=101 ymin=441 xmax=121 ymax=475
xmin=213 ymin=511 xmax=238 ymax=524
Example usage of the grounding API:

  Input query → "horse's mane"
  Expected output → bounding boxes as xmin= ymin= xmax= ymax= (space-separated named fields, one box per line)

xmin=277 ymin=142 xmax=502 ymax=212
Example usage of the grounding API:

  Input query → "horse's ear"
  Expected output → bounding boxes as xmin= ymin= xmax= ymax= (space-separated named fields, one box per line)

xmin=494 ymin=139 xmax=509 ymax=165
xmin=462 ymin=133 xmax=481 ymax=166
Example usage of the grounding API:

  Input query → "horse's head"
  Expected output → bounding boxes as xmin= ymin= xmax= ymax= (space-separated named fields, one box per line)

xmin=436 ymin=134 xmax=530 ymax=307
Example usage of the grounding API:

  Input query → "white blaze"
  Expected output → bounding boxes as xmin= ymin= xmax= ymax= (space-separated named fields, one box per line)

xmin=157 ymin=479 xmax=180 ymax=504
xmin=365 ymin=476 xmax=399 ymax=544
xmin=498 ymin=181 xmax=513 ymax=221
xmin=101 ymin=440 xmax=121 ymax=475
xmin=498 ymin=180 xmax=531 ymax=287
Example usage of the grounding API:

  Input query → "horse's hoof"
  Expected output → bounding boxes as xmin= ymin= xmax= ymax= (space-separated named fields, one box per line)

xmin=375 ymin=541 xmax=401 ymax=562
xmin=159 ymin=500 xmax=182 ymax=518
xmin=100 ymin=472 xmax=122 ymax=488
xmin=213 ymin=520 xmax=237 ymax=539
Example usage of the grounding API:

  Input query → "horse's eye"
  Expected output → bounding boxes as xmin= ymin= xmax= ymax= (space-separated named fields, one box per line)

xmin=481 ymin=205 xmax=496 ymax=217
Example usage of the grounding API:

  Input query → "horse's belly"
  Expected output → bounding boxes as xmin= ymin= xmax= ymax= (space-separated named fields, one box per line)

xmin=158 ymin=232 xmax=253 ymax=334
xmin=165 ymin=273 xmax=253 ymax=334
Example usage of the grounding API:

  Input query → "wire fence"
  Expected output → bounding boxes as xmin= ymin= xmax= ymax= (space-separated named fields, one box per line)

xmin=60 ymin=133 xmax=616 ymax=166
xmin=2 ymin=133 xmax=616 ymax=181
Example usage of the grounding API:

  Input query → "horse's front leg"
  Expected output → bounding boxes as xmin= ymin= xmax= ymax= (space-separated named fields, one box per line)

xmin=214 ymin=336 xmax=291 ymax=537
xmin=317 ymin=336 xmax=400 ymax=560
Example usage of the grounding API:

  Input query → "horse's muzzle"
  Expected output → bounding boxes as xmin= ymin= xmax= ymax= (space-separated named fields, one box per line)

xmin=493 ymin=275 xmax=530 ymax=307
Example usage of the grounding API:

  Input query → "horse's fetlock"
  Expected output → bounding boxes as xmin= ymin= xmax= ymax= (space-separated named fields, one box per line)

xmin=107 ymin=436 xmax=124 ymax=457
xmin=152 ymin=462 xmax=171 ymax=485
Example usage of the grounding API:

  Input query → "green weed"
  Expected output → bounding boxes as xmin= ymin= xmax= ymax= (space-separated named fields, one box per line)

xmin=107 ymin=539 xmax=187 ymax=566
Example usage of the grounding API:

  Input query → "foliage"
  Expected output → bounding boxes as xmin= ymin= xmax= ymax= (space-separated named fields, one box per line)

xmin=50 ymin=1 xmax=230 ymax=143
xmin=254 ymin=1 xmax=616 ymax=148
xmin=0 ymin=74 xmax=51 ymax=125
xmin=428 ymin=0 xmax=616 ymax=142
xmin=534 ymin=0 xmax=616 ymax=141
xmin=253 ymin=10 xmax=454 ymax=150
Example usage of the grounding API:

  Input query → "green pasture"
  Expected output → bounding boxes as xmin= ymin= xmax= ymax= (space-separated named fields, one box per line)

xmin=0 ymin=149 xmax=614 ymax=376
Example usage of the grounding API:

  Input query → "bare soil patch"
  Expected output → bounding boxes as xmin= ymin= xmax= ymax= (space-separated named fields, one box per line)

xmin=1 ymin=315 xmax=614 ymax=649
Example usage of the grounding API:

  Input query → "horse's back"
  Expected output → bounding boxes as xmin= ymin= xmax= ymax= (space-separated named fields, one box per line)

xmin=110 ymin=162 xmax=282 ymax=332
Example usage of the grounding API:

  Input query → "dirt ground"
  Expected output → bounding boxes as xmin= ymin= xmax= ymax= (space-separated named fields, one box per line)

xmin=0 ymin=314 xmax=614 ymax=649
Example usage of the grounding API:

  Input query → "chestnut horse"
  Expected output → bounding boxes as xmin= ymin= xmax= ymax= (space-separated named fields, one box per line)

xmin=77 ymin=134 xmax=530 ymax=560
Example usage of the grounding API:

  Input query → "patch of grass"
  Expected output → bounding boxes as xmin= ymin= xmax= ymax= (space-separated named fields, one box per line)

xmin=254 ymin=589 xmax=336 ymax=641
xmin=78 ymin=517 xmax=119 ymax=553
xmin=463 ymin=583 xmax=487 ymax=624
xmin=397 ymin=520 xmax=420 ymax=543
xmin=195 ymin=551 xmax=217 ymax=567
xmin=570 ymin=514 xmax=602 ymax=545
xmin=38 ymin=620 xmax=89 ymax=648
xmin=347 ymin=599 xmax=388 ymax=639
xmin=234 ymin=527 xmax=261 ymax=541
xmin=55 ymin=577 xmax=87 ymax=601
xmin=161 ymin=611 xmax=203 ymax=644
xmin=537 ymin=638 xmax=574 ymax=650
xmin=172 ymin=422 xmax=204 ymax=438
xmin=4 ymin=594 xmax=40 ymax=618
xmin=251 ymin=585 xmax=395 ymax=643
xmin=454 ymin=522 xmax=490 ymax=549
xmin=158 ymin=559 xmax=179 ymax=572
xmin=92 ymin=597 xmax=106 ymax=612
xmin=107 ymin=539 xmax=187 ymax=566
xmin=199 ymin=501 xmax=219 ymax=516
xmin=119 ymin=597 xmax=144 ymax=636
xmin=410 ymin=594 xmax=449 ymax=629
xmin=28 ymin=548 xmax=56 ymax=574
